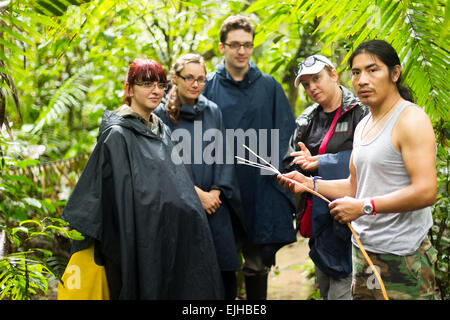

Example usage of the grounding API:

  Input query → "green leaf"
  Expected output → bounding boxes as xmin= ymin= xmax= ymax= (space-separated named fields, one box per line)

xmin=42 ymin=225 xmax=65 ymax=233
xmin=35 ymin=0 xmax=65 ymax=16
xmin=19 ymin=220 xmax=42 ymax=228
xmin=29 ymin=232 xmax=52 ymax=239
xmin=44 ymin=217 xmax=69 ymax=226
xmin=270 ymin=59 xmax=285 ymax=74
xmin=67 ymin=229 xmax=84 ymax=240
xmin=0 ymin=25 xmax=35 ymax=47
xmin=0 ymin=37 xmax=27 ymax=56
xmin=32 ymin=63 xmax=93 ymax=133
xmin=33 ymin=248 xmax=53 ymax=258
xmin=245 ymin=0 xmax=276 ymax=13
xmin=0 ymin=273 xmax=13 ymax=291
xmin=12 ymin=226 xmax=28 ymax=236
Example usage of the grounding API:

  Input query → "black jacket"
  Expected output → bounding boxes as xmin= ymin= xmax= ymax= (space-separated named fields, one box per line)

xmin=282 ymin=86 xmax=368 ymax=278
xmin=62 ymin=109 xmax=223 ymax=299
xmin=283 ymin=85 xmax=368 ymax=172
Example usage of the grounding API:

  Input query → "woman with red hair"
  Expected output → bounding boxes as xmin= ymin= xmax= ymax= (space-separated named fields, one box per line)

xmin=60 ymin=58 xmax=223 ymax=299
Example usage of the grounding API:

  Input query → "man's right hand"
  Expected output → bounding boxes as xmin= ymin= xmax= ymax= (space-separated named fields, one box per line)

xmin=277 ymin=171 xmax=314 ymax=194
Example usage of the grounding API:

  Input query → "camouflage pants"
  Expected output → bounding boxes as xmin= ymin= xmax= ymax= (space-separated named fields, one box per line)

xmin=352 ymin=237 xmax=437 ymax=300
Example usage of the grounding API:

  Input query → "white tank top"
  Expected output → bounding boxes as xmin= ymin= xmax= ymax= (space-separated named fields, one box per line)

xmin=351 ymin=101 xmax=432 ymax=255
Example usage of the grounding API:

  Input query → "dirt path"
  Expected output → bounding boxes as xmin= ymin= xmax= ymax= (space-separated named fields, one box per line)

xmin=267 ymin=237 xmax=315 ymax=300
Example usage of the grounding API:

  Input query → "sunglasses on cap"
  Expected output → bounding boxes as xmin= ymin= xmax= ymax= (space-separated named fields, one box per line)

xmin=297 ymin=56 xmax=331 ymax=75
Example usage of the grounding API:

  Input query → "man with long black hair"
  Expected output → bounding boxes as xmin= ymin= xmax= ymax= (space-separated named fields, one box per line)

xmin=278 ymin=40 xmax=437 ymax=300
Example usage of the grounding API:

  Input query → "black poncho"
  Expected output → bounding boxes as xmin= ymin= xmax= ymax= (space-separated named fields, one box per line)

xmin=62 ymin=110 xmax=223 ymax=299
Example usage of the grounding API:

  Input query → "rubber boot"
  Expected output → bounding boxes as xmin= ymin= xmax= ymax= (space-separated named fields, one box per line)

xmin=221 ymin=271 xmax=237 ymax=300
xmin=244 ymin=274 xmax=268 ymax=300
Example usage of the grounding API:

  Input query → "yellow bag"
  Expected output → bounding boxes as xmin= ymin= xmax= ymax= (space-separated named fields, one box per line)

xmin=57 ymin=243 xmax=110 ymax=300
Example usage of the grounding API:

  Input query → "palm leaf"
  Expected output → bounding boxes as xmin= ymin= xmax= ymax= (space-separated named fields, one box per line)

xmin=0 ymin=0 xmax=93 ymax=137
xmin=250 ymin=0 xmax=449 ymax=121
xmin=32 ymin=0 xmax=92 ymax=16
xmin=32 ymin=63 xmax=93 ymax=134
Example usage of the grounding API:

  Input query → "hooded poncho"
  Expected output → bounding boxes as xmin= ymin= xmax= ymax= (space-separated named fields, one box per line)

xmin=154 ymin=95 xmax=247 ymax=271
xmin=203 ymin=61 xmax=297 ymax=265
xmin=62 ymin=108 xmax=223 ymax=299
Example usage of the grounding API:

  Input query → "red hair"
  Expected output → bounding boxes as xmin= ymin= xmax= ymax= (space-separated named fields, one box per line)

xmin=124 ymin=59 xmax=167 ymax=106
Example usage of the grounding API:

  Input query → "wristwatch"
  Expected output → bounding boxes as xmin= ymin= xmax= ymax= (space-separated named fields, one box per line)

xmin=363 ymin=199 xmax=376 ymax=215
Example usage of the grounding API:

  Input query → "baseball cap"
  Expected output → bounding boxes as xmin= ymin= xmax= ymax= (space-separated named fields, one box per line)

xmin=294 ymin=55 xmax=335 ymax=87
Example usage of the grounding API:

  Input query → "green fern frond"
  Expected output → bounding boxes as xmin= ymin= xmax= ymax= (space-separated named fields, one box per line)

xmin=0 ymin=1 xmax=93 ymax=133
xmin=32 ymin=63 xmax=93 ymax=134
xmin=253 ymin=0 xmax=449 ymax=120
xmin=31 ymin=0 xmax=93 ymax=17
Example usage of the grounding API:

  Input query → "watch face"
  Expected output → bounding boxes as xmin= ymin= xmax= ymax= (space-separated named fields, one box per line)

xmin=363 ymin=203 xmax=373 ymax=214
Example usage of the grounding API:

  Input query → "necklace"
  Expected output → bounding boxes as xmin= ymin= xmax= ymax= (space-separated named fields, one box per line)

xmin=362 ymin=97 xmax=401 ymax=140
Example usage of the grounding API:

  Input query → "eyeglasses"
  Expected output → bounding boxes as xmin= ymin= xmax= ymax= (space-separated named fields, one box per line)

xmin=297 ymin=56 xmax=330 ymax=74
xmin=224 ymin=42 xmax=254 ymax=51
xmin=176 ymin=73 xmax=206 ymax=85
xmin=134 ymin=81 xmax=169 ymax=90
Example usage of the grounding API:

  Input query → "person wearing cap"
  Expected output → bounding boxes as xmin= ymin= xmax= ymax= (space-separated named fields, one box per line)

xmin=279 ymin=40 xmax=438 ymax=300
xmin=282 ymin=54 xmax=368 ymax=300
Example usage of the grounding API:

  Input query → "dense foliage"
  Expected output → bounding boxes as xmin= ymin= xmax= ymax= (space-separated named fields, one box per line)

xmin=0 ymin=0 xmax=448 ymax=299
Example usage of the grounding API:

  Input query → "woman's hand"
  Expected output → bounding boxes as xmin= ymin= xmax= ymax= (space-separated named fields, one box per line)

xmin=195 ymin=187 xmax=222 ymax=215
xmin=277 ymin=171 xmax=313 ymax=194
xmin=290 ymin=142 xmax=318 ymax=171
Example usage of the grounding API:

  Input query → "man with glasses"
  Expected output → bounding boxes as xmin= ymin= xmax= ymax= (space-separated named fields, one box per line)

xmin=203 ymin=15 xmax=296 ymax=300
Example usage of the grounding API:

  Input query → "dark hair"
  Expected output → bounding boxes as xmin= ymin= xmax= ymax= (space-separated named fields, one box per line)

xmin=124 ymin=59 xmax=167 ymax=106
xmin=219 ymin=15 xmax=255 ymax=43
xmin=349 ymin=40 xmax=414 ymax=102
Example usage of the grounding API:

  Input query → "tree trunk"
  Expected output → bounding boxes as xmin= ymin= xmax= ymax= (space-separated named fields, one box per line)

xmin=283 ymin=18 xmax=320 ymax=115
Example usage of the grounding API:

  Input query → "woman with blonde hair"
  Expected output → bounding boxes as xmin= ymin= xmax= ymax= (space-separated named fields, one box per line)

xmin=154 ymin=53 xmax=246 ymax=300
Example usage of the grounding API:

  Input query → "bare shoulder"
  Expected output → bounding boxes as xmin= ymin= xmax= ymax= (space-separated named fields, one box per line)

xmin=397 ymin=103 xmax=434 ymax=132
xmin=399 ymin=103 xmax=430 ymax=119
xmin=394 ymin=103 xmax=435 ymax=151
